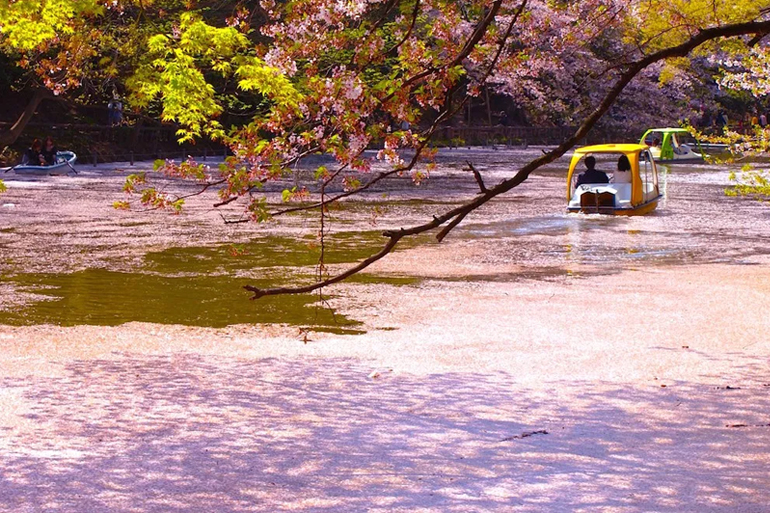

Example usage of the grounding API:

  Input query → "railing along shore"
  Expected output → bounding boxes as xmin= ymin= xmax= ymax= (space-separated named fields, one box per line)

xmin=4 ymin=121 xmax=672 ymax=166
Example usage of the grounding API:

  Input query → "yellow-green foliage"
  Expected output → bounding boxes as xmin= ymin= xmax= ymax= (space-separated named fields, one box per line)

xmin=629 ymin=0 xmax=769 ymax=51
xmin=0 ymin=0 xmax=102 ymax=51
xmin=128 ymin=13 xmax=300 ymax=143
xmin=128 ymin=14 xmax=248 ymax=142
xmin=726 ymin=167 xmax=770 ymax=201
xmin=236 ymin=60 xmax=301 ymax=109
xmin=658 ymin=57 xmax=691 ymax=85
xmin=625 ymin=0 xmax=770 ymax=85
xmin=0 ymin=180 xmax=6 ymax=193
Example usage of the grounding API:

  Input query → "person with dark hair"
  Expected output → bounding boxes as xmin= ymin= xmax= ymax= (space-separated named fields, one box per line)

xmin=575 ymin=155 xmax=609 ymax=186
xmin=21 ymin=139 xmax=45 ymax=166
xmin=613 ymin=155 xmax=632 ymax=183
xmin=41 ymin=136 xmax=58 ymax=165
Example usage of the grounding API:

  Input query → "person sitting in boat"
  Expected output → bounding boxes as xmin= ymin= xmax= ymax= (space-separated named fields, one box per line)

xmin=651 ymin=137 xmax=661 ymax=147
xmin=612 ymin=155 xmax=632 ymax=183
xmin=670 ymin=134 xmax=690 ymax=155
xmin=575 ymin=156 xmax=609 ymax=187
xmin=21 ymin=139 xmax=45 ymax=166
xmin=41 ymin=136 xmax=58 ymax=165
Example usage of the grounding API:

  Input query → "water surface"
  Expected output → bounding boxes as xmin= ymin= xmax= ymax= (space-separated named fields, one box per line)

xmin=0 ymin=231 xmax=417 ymax=330
xmin=2 ymin=149 xmax=768 ymax=328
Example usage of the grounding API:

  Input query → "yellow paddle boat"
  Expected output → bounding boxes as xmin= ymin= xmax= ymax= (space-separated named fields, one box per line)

xmin=640 ymin=128 xmax=704 ymax=162
xmin=567 ymin=144 xmax=661 ymax=215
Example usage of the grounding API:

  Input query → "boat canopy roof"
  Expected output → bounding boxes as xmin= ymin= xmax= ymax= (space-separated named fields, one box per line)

xmin=573 ymin=143 xmax=648 ymax=155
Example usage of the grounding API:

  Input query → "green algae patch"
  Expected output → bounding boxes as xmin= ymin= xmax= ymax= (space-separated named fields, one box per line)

xmin=143 ymin=230 xmax=406 ymax=276
xmin=0 ymin=230 xmax=425 ymax=330
xmin=0 ymin=268 xmax=362 ymax=332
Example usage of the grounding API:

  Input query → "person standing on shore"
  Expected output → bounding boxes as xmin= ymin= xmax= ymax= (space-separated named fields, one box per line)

xmin=108 ymin=96 xmax=123 ymax=125
xmin=716 ymin=110 xmax=728 ymax=131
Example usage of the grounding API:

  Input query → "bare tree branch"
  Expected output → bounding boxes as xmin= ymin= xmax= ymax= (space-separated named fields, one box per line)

xmin=269 ymin=1 xmax=527 ymax=219
xmin=244 ymin=18 xmax=770 ymax=299
xmin=467 ymin=161 xmax=487 ymax=193
xmin=379 ymin=0 xmax=505 ymax=105
xmin=269 ymin=82 xmax=463 ymax=218
xmin=383 ymin=0 xmax=421 ymax=57
xmin=748 ymin=32 xmax=768 ymax=46
xmin=244 ymin=235 xmax=402 ymax=299
xmin=176 ymin=179 xmax=227 ymax=200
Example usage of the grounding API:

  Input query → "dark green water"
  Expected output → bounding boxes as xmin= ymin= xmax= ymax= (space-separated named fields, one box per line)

xmin=0 ymin=269 xmax=362 ymax=330
xmin=0 ymin=231 xmax=419 ymax=331
xmin=144 ymin=231 xmax=386 ymax=274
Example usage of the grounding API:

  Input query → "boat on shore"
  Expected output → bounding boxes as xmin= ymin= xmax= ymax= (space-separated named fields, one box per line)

xmin=640 ymin=128 xmax=704 ymax=162
xmin=567 ymin=144 xmax=661 ymax=215
xmin=5 ymin=151 xmax=77 ymax=175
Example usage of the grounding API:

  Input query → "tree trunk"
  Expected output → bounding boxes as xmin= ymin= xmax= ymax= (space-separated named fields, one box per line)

xmin=0 ymin=88 xmax=50 ymax=148
xmin=485 ymin=86 xmax=492 ymax=127
xmin=466 ymin=97 xmax=472 ymax=125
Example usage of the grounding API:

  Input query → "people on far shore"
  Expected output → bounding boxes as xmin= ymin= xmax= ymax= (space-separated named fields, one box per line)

xmin=576 ymin=156 xmax=609 ymax=187
xmin=21 ymin=138 xmax=45 ymax=166
xmin=41 ymin=136 xmax=58 ymax=165
xmin=108 ymin=95 xmax=123 ymax=126
xmin=716 ymin=110 xmax=728 ymax=131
